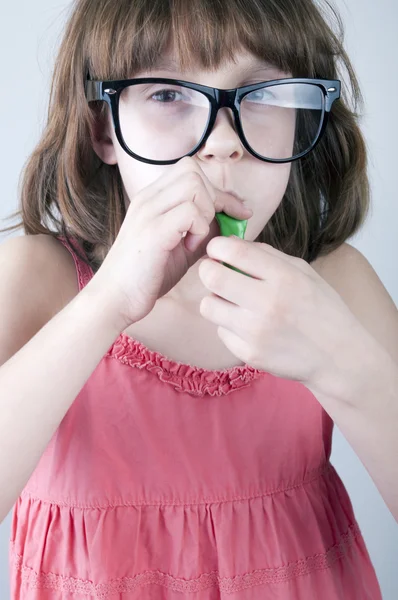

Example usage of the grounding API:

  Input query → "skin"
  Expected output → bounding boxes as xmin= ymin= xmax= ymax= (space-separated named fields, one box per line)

xmin=91 ymin=49 xmax=294 ymax=307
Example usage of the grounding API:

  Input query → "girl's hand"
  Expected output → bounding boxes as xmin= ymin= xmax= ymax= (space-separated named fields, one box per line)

xmin=89 ymin=157 xmax=253 ymax=330
xmin=198 ymin=236 xmax=367 ymax=393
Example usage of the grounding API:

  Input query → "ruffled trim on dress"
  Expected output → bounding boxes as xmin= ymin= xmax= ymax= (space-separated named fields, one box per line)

xmin=107 ymin=333 xmax=266 ymax=397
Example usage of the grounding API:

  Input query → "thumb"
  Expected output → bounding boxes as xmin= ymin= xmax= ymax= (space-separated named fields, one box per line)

xmin=214 ymin=190 xmax=252 ymax=220
xmin=184 ymin=217 xmax=221 ymax=261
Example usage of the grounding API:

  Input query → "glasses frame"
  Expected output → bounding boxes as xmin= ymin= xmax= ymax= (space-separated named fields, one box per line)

xmin=85 ymin=76 xmax=341 ymax=166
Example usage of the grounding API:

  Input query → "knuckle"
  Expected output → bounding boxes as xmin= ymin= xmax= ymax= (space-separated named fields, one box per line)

xmin=203 ymin=203 xmax=216 ymax=222
xmin=268 ymin=289 xmax=291 ymax=323
xmin=185 ymin=171 xmax=203 ymax=187
xmin=230 ymin=242 xmax=250 ymax=264
xmin=189 ymin=202 xmax=202 ymax=218
xmin=242 ymin=309 xmax=263 ymax=338
xmin=277 ymin=266 xmax=297 ymax=289
xmin=252 ymin=242 xmax=265 ymax=250
xmin=263 ymin=303 xmax=281 ymax=327
xmin=293 ymin=256 xmax=309 ymax=270
xmin=242 ymin=343 xmax=259 ymax=366
xmin=207 ymin=269 xmax=221 ymax=289
xmin=177 ymin=156 xmax=195 ymax=169
xmin=203 ymin=295 xmax=217 ymax=318
xmin=202 ymin=262 xmax=222 ymax=289
xmin=207 ymin=186 xmax=217 ymax=202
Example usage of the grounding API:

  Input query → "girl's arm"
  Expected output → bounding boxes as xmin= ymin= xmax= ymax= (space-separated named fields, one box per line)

xmin=0 ymin=235 xmax=125 ymax=524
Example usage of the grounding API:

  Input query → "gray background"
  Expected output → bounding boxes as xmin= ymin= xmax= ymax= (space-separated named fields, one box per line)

xmin=0 ymin=0 xmax=397 ymax=597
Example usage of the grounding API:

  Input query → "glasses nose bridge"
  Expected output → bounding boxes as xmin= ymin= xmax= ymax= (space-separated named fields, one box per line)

xmin=214 ymin=88 xmax=238 ymax=114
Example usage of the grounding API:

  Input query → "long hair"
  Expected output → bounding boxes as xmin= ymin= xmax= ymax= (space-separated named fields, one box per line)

xmin=0 ymin=0 xmax=370 ymax=272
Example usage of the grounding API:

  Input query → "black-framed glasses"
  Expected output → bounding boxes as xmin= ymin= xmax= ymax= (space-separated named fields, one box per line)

xmin=85 ymin=76 xmax=341 ymax=165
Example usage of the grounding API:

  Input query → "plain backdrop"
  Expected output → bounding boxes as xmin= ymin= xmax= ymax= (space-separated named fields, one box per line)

xmin=0 ymin=0 xmax=397 ymax=598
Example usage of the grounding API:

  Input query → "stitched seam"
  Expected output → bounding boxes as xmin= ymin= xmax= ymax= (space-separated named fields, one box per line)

xmin=21 ymin=463 xmax=333 ymax=509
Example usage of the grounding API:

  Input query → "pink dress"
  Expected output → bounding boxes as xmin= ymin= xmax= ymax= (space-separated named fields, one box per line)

xmin=9 ymin=236 xmax=382 ymax=599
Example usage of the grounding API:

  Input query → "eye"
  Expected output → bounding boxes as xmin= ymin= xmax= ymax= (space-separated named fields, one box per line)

xmin=245 ymin=88 xmax=275 ymax=104
xmin=150 ymin=89 xmax=186 ymax=103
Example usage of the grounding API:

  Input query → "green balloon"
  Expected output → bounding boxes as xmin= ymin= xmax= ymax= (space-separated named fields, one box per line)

xmin=215 ymin=212 xmax=249 ymax=276
xmin=215 ymin=212 xmax=248 ymax=240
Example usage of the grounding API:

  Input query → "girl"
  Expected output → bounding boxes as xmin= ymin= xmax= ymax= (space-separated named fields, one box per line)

xmin=0 ymin=0 xmax=397 ymax=598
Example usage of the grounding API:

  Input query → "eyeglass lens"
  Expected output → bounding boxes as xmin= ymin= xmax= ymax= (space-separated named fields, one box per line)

xmin=118 ymin=82 xmax=324 ymax=162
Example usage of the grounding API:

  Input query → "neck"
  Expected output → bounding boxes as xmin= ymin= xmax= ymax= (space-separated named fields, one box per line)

xmin=165 ymin=255 xmax=210 ymax=306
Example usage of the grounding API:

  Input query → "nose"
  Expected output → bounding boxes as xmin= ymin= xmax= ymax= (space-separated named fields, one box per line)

xmin=196 ymin=107 xmax=244 ymax=163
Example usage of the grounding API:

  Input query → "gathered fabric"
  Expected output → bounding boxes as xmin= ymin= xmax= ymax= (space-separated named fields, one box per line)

xmin=9 ymin=236 xmax=382 ymax=599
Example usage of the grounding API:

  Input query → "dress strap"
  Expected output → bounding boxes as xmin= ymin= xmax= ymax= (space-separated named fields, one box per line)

xmin=56 ymin=235 xmax=94 ymax=292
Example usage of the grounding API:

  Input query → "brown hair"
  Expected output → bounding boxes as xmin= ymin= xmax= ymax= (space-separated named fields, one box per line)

xmin=0 ymin=0 xmax=370 ymax=270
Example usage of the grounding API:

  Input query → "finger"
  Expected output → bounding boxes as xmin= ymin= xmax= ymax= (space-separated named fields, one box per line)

xmin=206 ymin=236 xmax=300 ymax=281
xmin=150 ymin=157 xmax=252 ymax=222
xmin=145 ymin=157 xmax=217 ymax=221
xmin=184 ymin=216 xmax=221 ymax=254
xmin=177 ymin=157 xmax=219 ymax=213
xmin=251 ymin=241 xmax=311 ymax=273
xmin=214 ymin=190 xmax=253 ymax=221
xmin=200 ymin=294 xmax=251 ymax=339
xmin=216 ymin=326 xmax=252 ymax=365
xmin=184 ymin=231 xmax=207 ymax=253
xmin=185 ymin=160 xmax=253 ymax=221
xmin=198 ymin=258 xmax=262 ymax=312
xmin=157 ymin=201 xmax=209 ymax=252
xmin=139 ymin=171 xmax=215 ymax=234
xmin=148 ymin=172 xmax=251 ymax=253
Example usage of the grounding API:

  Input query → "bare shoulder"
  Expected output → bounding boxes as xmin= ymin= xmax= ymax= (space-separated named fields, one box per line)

xmin=311 ymin=242 xmax=398 ymax=364
xmin=310 ymin=241 xmax=361 ymax=283
xmin=0 ymin=234 xmax=79 ymax=366
xmin=0 ymin=233 xmax=79 ymax=306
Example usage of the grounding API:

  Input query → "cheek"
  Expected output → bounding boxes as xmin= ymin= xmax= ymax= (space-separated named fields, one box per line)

xmin=109 ymin=122 xmax=167 ymax=204
xmin=114 ymin=145 xmax=168 ymax=205
xmin=245 ymin=162 xmax=292 ymax=238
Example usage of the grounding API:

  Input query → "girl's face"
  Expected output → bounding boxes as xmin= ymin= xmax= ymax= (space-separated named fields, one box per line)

xmin=94 ymin=50 xmax=293 ymax=243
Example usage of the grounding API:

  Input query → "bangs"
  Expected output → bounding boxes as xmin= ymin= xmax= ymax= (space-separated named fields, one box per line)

xmin=86 ymin=0 xmax=340 ymax=82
